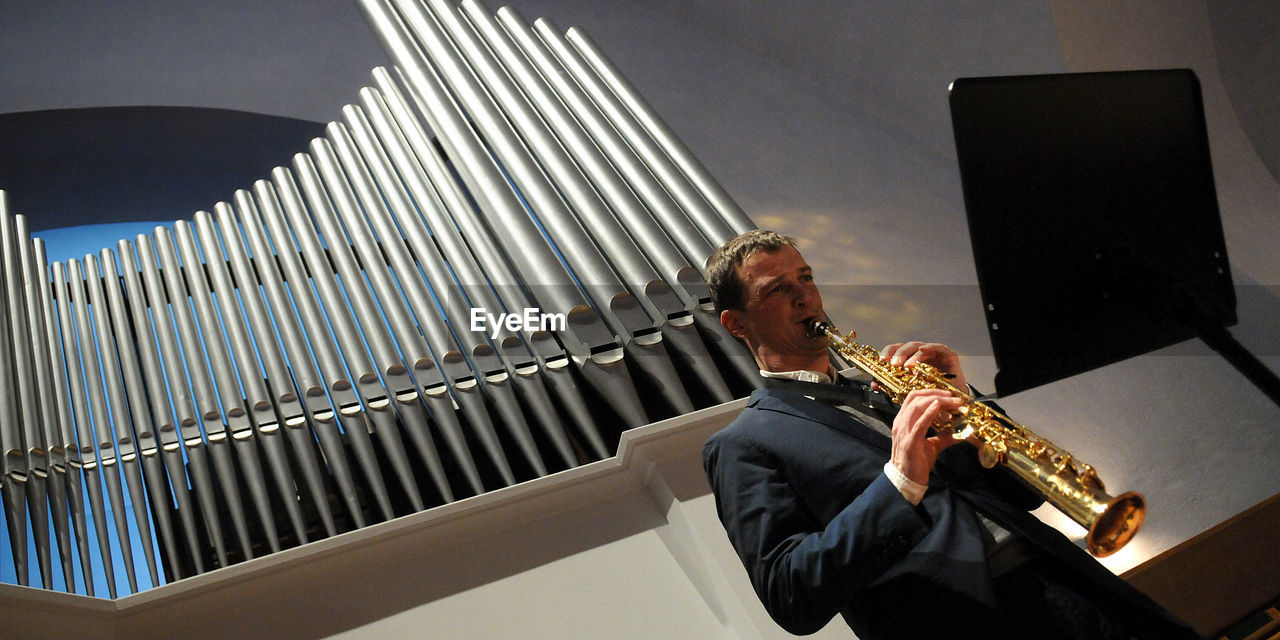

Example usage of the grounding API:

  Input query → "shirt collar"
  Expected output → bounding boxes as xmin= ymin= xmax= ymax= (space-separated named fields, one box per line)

xmin=759 ymin=368 xmax=834 ymax=385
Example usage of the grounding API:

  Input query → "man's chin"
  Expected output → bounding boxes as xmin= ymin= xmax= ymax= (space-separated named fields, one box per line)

xmin=798 ymin=338 xmax=829 ymax=357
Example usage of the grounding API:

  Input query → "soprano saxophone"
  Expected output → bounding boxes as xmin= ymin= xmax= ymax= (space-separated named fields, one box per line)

xmin=809 ymin=320 xmax=1146 ymax=557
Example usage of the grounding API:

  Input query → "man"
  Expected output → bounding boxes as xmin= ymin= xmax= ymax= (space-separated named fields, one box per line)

xmin=701 ymin=230 xmax=1202 ymax=639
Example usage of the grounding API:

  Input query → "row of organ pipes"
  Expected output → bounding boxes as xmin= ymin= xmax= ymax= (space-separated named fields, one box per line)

xmin=0 ymin=0 xmax=766 ymax=596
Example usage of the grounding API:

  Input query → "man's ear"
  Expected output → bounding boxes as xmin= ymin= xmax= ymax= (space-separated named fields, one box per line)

xmin=721 ymin=309 xmax=747 ymax=340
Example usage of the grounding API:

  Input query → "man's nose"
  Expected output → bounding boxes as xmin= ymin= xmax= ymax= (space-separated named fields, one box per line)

xmin=794 ymin=283 xmax=815 ymax=306
xmin=788 ymin=284 xmax=808 ymax=305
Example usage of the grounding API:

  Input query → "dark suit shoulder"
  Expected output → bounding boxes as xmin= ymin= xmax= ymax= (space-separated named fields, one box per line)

xmin=707 ymin=388 xmax=827 ymax=447
xmin=703 ymin=386 xmax=892 ymax=477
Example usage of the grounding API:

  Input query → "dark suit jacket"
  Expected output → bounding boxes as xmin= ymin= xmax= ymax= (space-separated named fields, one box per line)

xmin=702 ymin=385 xmax=1198 ymax=639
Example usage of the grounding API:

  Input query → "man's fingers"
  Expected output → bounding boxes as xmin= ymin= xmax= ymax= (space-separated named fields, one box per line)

xmin=898 ymin=391 xmax=960 ymax=438
xmin=904 ymin=345 xmax=937 ymax=367
xmin=912 ymin=399 xmax=942 ymax=437
xmin=884 ymin=341 xmax=924 ymax=366
xmin=880 ymin=343 xmax=904 ymax=361
xmin=929 ymin=428 xmax=962 ymax=450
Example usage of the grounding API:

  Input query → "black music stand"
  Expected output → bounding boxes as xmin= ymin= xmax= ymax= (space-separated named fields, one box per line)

xmin=949 ymin=69 xmax=1280 ymax=405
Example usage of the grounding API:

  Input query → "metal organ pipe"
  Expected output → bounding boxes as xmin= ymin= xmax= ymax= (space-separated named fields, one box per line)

xmin=0 ymin=0 xmax=760 ymax=596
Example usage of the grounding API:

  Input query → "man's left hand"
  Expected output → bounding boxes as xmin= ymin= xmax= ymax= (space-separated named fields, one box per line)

xmin=880 ymin=341 xmax=967 ymax=391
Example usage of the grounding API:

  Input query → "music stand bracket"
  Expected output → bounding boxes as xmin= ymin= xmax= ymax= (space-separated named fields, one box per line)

xmin=1172 ymin=289 xmax=1280 ymax=407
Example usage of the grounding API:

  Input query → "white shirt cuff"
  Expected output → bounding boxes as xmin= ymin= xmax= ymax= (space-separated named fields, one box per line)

xmin=883 ymin=461 xmax=928 ymax=505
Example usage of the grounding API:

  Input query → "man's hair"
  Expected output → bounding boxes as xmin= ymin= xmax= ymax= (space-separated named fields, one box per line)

xmin=704 ymin=229 xmax=798 ymax=312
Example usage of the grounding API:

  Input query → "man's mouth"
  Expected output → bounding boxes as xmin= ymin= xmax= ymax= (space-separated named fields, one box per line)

xmin=800 ymin=316 xmax=820 ymax=334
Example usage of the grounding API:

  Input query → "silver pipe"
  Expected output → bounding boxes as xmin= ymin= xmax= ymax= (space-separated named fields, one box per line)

xmin=370 ymin=57 xmax=650 ymax=427
xmin=334 ymin=111 xmax=557 ymax=480
xmin=234 ymin=185 xmax=371 ymax=529
xmin=366 ymin=68 xmax=615 ymax=442
xmin=527 ymin=16 xmax=762 ymax=389
xmin=366 ymin=69 xmax=559 ymax=355
xmin=357 ymin=83 xmax=600 ymax=462
xmin=36 ymin=238 xmax=97 ymax=590
xmin=52 ymin=260 xmax=106 ymax=596
xmin=420 ymin=0 xmax=665 ymax=325
xmin=97 ymin=247 xmax=175 ymax=586
xmin=3 ymin=206 xmax=51 ymax=588
xmin=150 ymin=228 xmax=254 ymax=562
xmin=534 ymin=19 xmax=736 ymax=249
xmin=295 ymin=146 xmax=452 ymax=501
xmin=209 ymin=201 xmax=339 ymax=538
xmin=367 ymin=69 xmax=535 ymax=324
xmin=468 ymin=4 xmax=736 ymax=404
xmin=83 ymin=253 xmax=158 ymax=590
xmin=465 ymin=1 xmax=700 ymax=306
xmin=564 ymin=25 xmax=755 ymax=240
xmin=65 ymin=258 xmax=126 ymax=596
xmin=366 ymin=70 xmax=617 ymax=447
xmin=344 ymin=99 xmax=580 ymax=469
xmin=87 ymin=250 xmax=160 ymax=586
xmin=279 ymin=158 xmax=431 ymax=508
xmin=16 ymin=219 xmax=76 ymax=591
xmin=484 ymin=3 xmax=712 ymax=298
xmin=312 ymin=130 xmax=477 ymax=494
xmin=397 ymin=0 xmax=683 ymax=410
xmin=191 ymin=210 xmax=318 ymax=544
xmin=330 ymin=114 xmax=524 ymax=485
xmin=263 ymin=171 xmax=397 ymax=521
xmin=173 ymin=220 xmax=283 ymax=555
xmin=0 ymin=191 xmax=29 ymax=588
xmin=134 ymin=233 xmax=230 ymax=569
xmin=116 ymin=238 xmax=207 ymax=576
xmin=422 ymin=0 xmax=714 ymax=413
xmin=354 ymin=0 xmax=615 ymax=358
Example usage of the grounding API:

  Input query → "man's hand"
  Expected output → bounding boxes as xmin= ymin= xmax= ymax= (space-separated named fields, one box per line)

xmin=880 ymin=341 xmax=967 ymax=391
xmin=890 ymin=389 xmax=964 ymax=486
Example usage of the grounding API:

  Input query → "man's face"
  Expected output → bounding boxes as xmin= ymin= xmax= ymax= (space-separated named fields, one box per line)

xmin=721 ymin=245 xmax=830 ymax=372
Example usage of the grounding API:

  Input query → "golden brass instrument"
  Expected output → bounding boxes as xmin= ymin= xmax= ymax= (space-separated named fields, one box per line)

xmin=809 ymin=320 xmax=1145 ymax=557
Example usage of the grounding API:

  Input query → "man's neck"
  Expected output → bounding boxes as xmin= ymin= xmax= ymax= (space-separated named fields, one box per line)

xmin=756 ymin=352 xmax=831 ymax=377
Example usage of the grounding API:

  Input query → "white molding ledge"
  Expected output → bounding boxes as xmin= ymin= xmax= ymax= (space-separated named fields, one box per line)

xmin=0 ymin=399 xmax=748 ymax=640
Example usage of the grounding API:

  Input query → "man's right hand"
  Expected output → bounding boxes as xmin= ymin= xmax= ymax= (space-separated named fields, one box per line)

xmin=890 ymin=389 xmax=964 ymax=486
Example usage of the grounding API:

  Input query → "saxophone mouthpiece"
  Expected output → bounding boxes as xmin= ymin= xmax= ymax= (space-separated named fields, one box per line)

xmin=807 ymin=320 xmax=830 ymax=339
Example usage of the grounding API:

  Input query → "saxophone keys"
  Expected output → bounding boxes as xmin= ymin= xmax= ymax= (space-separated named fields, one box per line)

xmin=1079 ymin=464 xmax=1106 ymax=490
xmin=977 ymin=440 xmax=1005 ymax=468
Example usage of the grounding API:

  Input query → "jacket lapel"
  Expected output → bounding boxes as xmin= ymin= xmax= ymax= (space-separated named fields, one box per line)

xmin=749 ymin=387 xmax=892 ymax=452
